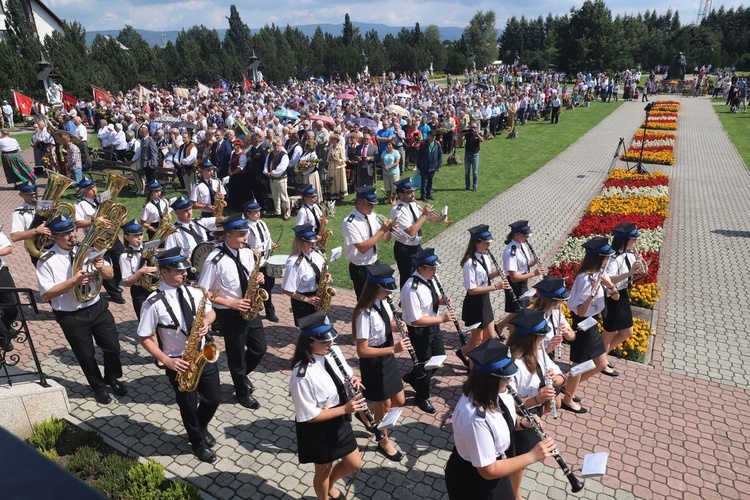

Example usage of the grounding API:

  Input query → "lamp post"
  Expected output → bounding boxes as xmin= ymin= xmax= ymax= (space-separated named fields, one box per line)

xmin=247 ymin=50 xmax=261 ymax=83
xmin=632 ymin=102 xmax=653 ymax=175
xmin=361 ymin=49 xmax=369 ymax=76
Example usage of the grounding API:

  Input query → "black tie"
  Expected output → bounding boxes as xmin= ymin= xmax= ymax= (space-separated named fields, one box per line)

xmin=222 ymin=245 xmax=248 ymax=294
xmin=204 ymin=179 xmax=215 ymax=205
xmin=408 ymin=203 xmax=422 ymax=237
xmin=257 ymin=222 xmax=266 ymax=242
xmin=373 ymin=301 xmax=393 ymax=337
xmin=323 ymin=358 xmax=349 ymax=405
xmin=366 ymin=215 xmax=377 ymax=254
xmin=475 ymin=255 xmax=490 ymax=286
xmin=152 ymin=200 xmax=163 ymax=219
xmin=69 ymin=250 xmax=75 ymax=264
xmin=498 ymin=397 xmax=516 ymax=458
xmin=306 ymin=256 xmax=321 ymax=283
xmin=176 ymin=286 xmax=195 ymax=334
xmin=309 ymin=205 xmax=320 ymax=232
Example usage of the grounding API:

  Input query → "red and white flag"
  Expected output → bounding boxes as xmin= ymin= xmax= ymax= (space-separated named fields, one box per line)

xmin=91 ymin=85 xmax=114 ymax=104
xmin=12 ymin=90 xmax=34 ymax=116
xmin=243 ymin=75 xmax=252 ymax=92
xmin=61 ymin=91 xmax=78 ymax=113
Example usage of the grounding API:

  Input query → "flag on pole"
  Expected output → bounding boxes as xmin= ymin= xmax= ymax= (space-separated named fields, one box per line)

xmin=12 ymin=90 xmax=34 ymax=116
xmin=136 ymin=85 xmax=152 ymax=104
xmin=243 ymin=75 xmax=252 ymax=92
xmin=219 ymin=78 xmax=230 ymax=92
xmin=197 ymin=81 xmax=210 ymax=95
xmin=91 ymin=85 xmax=114 ymax=104
xmin=61 ymin=91 xmax=78 ymax=113
xmin=173 ymin=86 xmax=190 ymax=99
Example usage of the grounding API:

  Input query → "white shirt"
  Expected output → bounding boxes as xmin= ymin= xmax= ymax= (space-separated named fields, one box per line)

xmin=264 ymin=149 xmax=289 ymax=178
xmin=342 ymin=209 xmax=379 ymax=266
xmin=198 ymin=244 xmax=256 ymax=309
xmin=605 ymin=252 xmax=636 ymax=291
xmin=120 ymin=245 xmax=144 ymax=281
xmin=503 ymin=240 xmax=530 ymax=275
xmin=165 ymin=218 xmax=217 ymax=259
xmin=74 ymin=197 xmax=99 ymax=236
xmin=296 ymin=203 xmax=324 ymax=233
xmin=289 ymin=345 xmax=351 ymax=422
xmin=140 ymin=199 xmax=171 ymax=225
xmin=0 ymin=137 xmax=21 ymax=152
xmin=32 ymin=127 xmax=53 ymax=147
xmin=247 ymin=219 xmax=272 ymax=264
xmin=190 ymin=178 xmax=225 ymax=209
xmin=75 ymin=123 xmax=88 ymax=141
xmin=355 ymin=299 xmax=393 ymax=347
xmin=401 ymin=272 xmax=438 ymax=325
xmin=390 ymin=201 xmax=422 ymax=246
xmin=112 ymin=130 xmax=127 ymax=151
xmin=543 ymin=308 xmax=570 ymax=350
xmin=0 ymin=232 xmax=10 ymax=270
xmin=463 ymin=253 xmax=491 ymax=290
xmin=10 ymin=202 xmax=36 ymax=234
xmin=452 ymin=392 xmax=516 ymax=467
xmin=511 ymin=348 xmax=563 ymax=400
xmin=282 ymin=251 xmax=325 ymax=294
xmin=568 ymin=272 xmax=609 ymax=317
xmin=37 ymin=244 xmax=104 ymax=311
xmin=137 ymin=283 xmax=212 ymax=357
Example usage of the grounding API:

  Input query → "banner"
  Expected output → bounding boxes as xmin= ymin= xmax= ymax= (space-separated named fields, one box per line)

xmin=173 ymin=86 xmax=190 ymax=99
xmin=61 ymin=91 xmax=78 ymax=113
xmin=12 ymin=90 xmax=34 ymax=116
xmin=136 ymin=85 xmax=152 ymax=104
xmin=91 ymin=85 xmax=114 ymax=104
xmin=197 ymin=81 xmax=210 ymax=95
xmin=243 ymin=75 xmax=252 ymax=92
xmin=219 ymin=78 xmax=230 ymax=92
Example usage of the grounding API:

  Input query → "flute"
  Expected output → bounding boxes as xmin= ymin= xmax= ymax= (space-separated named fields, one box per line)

xmin=385 ymin=296 xmax=426 ymax=380
xmin=327 ymin=346 xmax=386 ymax=442
xmin=553 ymin=310 xmax=563 ymax=361
xmin=432 ymin=274 xmax=468 ymax=346
xmin=507 ymin=385 xmax=585 ymax=493
xmin=541 ymin=352 xmax=558 ymax=419
xmin=486 ymin=250 xmax=521 ymax=311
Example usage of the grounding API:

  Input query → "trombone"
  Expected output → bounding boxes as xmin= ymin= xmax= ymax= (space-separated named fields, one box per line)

xmin=415 ymin=201 xmax=452 ymax=228
xmin=375 ymin=213 xmax=417 ymax=244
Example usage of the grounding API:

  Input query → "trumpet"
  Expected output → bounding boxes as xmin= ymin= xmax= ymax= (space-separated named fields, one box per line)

xmin=415 ymin=201 xmax=452 ymax=227
xmin=375 ymin=213 xmax=417 ymax=244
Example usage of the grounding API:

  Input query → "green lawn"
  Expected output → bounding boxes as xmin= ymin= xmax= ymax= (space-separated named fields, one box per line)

xmin=50 ymin=103 xmax=619 ymax=289
xmin=714 ymin=104 xmax=750 ymax=169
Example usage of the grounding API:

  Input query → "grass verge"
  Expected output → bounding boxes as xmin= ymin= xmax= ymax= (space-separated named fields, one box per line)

xmin=713 ymin=103 xmax=750 ymax=168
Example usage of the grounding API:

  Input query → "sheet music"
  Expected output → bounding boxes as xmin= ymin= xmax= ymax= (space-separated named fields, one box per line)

xmin=424 ymin=355 xmax=446 ymax=370
xmin=581 ymin=452 xmax=609 ymax=478
xmin=377 ymin=408 xmax=402 ymax=430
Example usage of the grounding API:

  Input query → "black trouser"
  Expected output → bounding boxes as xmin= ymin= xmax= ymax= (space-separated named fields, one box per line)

xmin=250 ymin=176 xmax=267 ymax=211
xmin=103 ymin=238 xmax=124 ymax=299
xmin=260 ymin=267 xmax=275 ymax=316
xmin=0 ymin=267 xmax=18 ymax=343
xmin=165 ymin=361 xmax=221 ymax=447
xmin=130 ymin=284 xmax=151 ymax=320
xmin=551 ymin=107 xmax=560 ymax=124
xmin=394 ymin=241 xmax=422 ymax=289
xmin=214 ymin=309 xmax=266 ymax=397
xmin=53 ymin=299 xmax=122 ymax=392
xmin=144 ymin=166 xmax=157 ymax=184
xmin=419 ymin=169 xmax=435 ymax=199
xmin=405 ymin=324 xmax=444 ymax=400
xmin=349 ymin=261 xmax=379 ymax=300
xmin=290 ymin=291 xmax=317 ymax=325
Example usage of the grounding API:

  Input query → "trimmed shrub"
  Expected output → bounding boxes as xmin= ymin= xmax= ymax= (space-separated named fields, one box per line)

xmin=65 ymin=446 xmax=102 ymax=480
xmin=28 ymin=416 xmax=66 ymax=452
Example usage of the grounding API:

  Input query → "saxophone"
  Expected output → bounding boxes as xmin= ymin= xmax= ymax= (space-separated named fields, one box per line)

xmin=314 ymin=254 xmax=336 ymax=313
xmin=318 ymin=204 xmax=332 ymax=251
xmin=139 ymin=213 xmax=177 ymax=291
xmin=213 ymin=196 xmax=227 ymax=217
xmin=240 ymin=249 xmax=269 ymax=321
xmin=176 ymin=284 xmax=220 ymax=392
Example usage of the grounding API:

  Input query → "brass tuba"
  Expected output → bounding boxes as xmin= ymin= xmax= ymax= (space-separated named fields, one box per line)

xmin=25 ymin=170 xmax=75 ymax=258
xmin=93 ymin=172 xmax=130 ymax=248
xmin=240 ymin=249 xmax=269 ymax=321
xmin=176 ymin=284 xmax=220 ymax=392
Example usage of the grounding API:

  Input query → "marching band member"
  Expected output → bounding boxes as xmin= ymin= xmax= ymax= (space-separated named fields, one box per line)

xmin=532 ymin=275 xmax=576 ymax=358
xmin=506 ymin=308 xmax=565 ymax=498
xmin=602 ymin=223 xmax=646 ymax=371
xmin=244 ymin=200 xmax=278 ymax=323
xmin=10 ymin=182 xmax=47 ymax=266
xmin=164 ymin=196 xmax=220 ymax=263
xmin=73 ymin=177 xmax=125 ymax=304
xmin=353 ymin=264 xmax=409 ymax=462
xmin=0 ymin=229 xmax=18 ymax=352
xmin=457 ymin=225 xmax=508 ymax=363
xmin=289 ymin=311 xmax=367 ymax=500
xmin=198 ymin=214 xmax=266 ymax=410
xmin=295 ymin=185 xmax=326 ymax=237
xmin=190 ymin=160 xmax=226 ymax=218
xmin=37 ymin=215 xmax=126 ymax=405
xmin=137 ymin=247 xmax=220 ymax=464
xmin=495 ymin=220 xmax=543 ymax=336
xmin=444 ymin=338 xmax=556 ymax=500
xmin=562 ymin=236 xmax=619 ymax=413
xmin=390 ymin=178 xmax=428 ymax=288
xmin=119 ymin=219 xmax=156 ymax=319
xmin=342 ymin=186 xmax=392 ymax=299
xmin=283 ymin=224 xmax=327 ymax=325
xmin=400 ymin=248 xmax=455 ymax=414
xmin=139 ymin=181 xmax=170 ymax=240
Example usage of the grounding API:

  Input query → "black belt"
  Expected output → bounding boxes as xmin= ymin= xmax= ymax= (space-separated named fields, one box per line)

xmin=53 ymin=299 xmax=100 ymax=315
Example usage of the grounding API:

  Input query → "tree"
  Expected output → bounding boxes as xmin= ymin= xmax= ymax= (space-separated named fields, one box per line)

xmin=89 ymin=34 xmax=138 ymax=92
xmin=3 ymin=0 xmax=41 ymax=92
xmin=223 ymin=5 xmax=253 ymax=80
xmin=44 ymin=21 xmax=90 ymax=97
xmin=117 ymin=26 xmax=163 ymax=86
xmin=342 ymin=13 xmax=360 ymax=46
xmin=557 ymin=0 xmax=624 ymax=72
xmin=463 ymin=11 xmax=497 ymax=68
xmin=424 ymin=25 xmax=447 ymax=72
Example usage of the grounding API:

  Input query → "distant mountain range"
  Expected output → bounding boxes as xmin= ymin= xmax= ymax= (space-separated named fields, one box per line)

xmin=86 ymin=22 xmax=501 ymax=47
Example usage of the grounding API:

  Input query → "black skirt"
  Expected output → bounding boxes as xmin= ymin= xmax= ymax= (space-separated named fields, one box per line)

xmin=602 ymin=288 xmax=633 ymax=332
xmin=445 ymin=447 xmax=513 ymax=500
xmin=295 ymin=413 xmax=357 ymax=465
xmin=462 ymin=292 xmax=494 ymax=328
xmin=505 ymin=280 xmax=529 ymax=313
xmin=360 ymin=345 xmax=403 ymax=402
xmin=569 ymin=312 xmax=605 ymax=363
xmin=291 ymin=292 xmax=317 ymax=325
xmin=514 ymin=406 xmax=542 ymax=455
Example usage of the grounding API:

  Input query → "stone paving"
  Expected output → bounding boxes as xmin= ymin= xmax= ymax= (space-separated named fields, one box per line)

xmin=2 ymin=97 xmax=749 ymax=499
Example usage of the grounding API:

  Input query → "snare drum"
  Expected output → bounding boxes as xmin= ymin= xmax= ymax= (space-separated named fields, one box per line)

xmin=266 ymin=254 xmax=289 ymax=278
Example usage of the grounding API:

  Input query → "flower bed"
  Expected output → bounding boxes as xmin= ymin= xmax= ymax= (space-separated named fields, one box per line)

xmin=620 ymin=148 xmax=675 ymax=165
xmin=587 ymin=195 xmax=670 ymax=217
xmin=625 ymin=103 xmax=679 ymax=163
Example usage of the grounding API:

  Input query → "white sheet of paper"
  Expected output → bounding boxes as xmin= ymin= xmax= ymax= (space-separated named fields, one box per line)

xmin=37 ymin=200 xmax=54 ymax=212
xmin=143 ymin=240 xmax=161 ymax=251
xmin=424 ymin=355 xmax=446 ymax=370
xmin=329 ymin=246 xmax=343 ymax=262
xmin=568 ymin=359 xmax=597 ymax=377
xmin=377 ymin=407 xmax=402 ymax=430
xmin=581 ymin=452 xmax=609 ymax=478
xmin=441 ymin=206 xmax=448 ymax=217
xmin=520 ymin=289 xmax=537 ymax=299
xmin=577 ymin=316 xmax=598 ymax=331
xmin=84 ymin=248 xmax=107 ymax=264
xmin=464 ymin=322 xmax=481 ymax=332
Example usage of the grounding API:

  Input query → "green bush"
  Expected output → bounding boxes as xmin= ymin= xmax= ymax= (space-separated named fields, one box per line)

xmin=160 ymin=481 xmax=201 ymax=500
xmin=66 ymin=446 xmax=102 ymax=479
xmin=91 ymin=454 xmax=138 ymax=499
xmin=28 ymin=416 xmax=66 ymax=452
xmin=41 ymin=448 xmax=59 ymax=462
xmin=70 ymin=429 xmax=102 ymax=450
xmin=123 ymin=460 xmax=166 ymax=499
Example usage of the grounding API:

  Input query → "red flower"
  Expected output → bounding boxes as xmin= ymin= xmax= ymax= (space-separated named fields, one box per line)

xmin=571 ymin=213 xmax=666 ymax=237
xmin=603 ymin=178 xmax=669 ymax=189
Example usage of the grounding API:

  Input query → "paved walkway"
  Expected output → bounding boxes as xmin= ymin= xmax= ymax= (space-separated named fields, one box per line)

xmin=2 ymin=98 xmax=748 ymax=499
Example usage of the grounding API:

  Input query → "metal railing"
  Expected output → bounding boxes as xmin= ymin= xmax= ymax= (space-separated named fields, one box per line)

xmin=0 ymin=287 xmax=49 ymax=388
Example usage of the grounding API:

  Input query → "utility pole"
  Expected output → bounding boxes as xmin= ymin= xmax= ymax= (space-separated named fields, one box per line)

xmin=697 ymin=0 xmax=712 ymax=24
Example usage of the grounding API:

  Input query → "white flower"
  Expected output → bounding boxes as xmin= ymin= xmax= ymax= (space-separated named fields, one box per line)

xmin=599 ymin=186 xmax=669 ymax=198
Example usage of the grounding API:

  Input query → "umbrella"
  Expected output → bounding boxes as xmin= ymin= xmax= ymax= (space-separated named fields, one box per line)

xmin=310 ymin=115 xmax=335 ymax=126
xmin=395 ymin=93 xmax=411 ymax=98
xmin=386 ymin=104 xmax=409 ymax=116
xmin=213 ymin=87 xmax=226 ymax=93
xmin=152 ymin=116 xmax=178 ymax=123
xmin=293 ymin=97 xmax=308 ymax=105
xmin=337 ymin=92 xmax=356 ymax=100
xmin=174 ymin=121 xmax=197 ymax=129
xmin=352 ymin=117 xmax=377 ymax=129
xmin=234 ymin=121 xmax=249 ymax=137
xmin=475 ymin=82 xmax=489 ymax=90
xmin=274 ymin=109 xmax=300 ymax=119
xmin=408 ymin=84 xmax=421 ymax=92
xmin=398 ymin=79 xmax=412 ymax=86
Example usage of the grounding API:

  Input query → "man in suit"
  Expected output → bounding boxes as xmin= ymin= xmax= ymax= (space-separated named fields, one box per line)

xmin=416 ymin=131 xmax=442 ymax=201
xmin=210 ymin=129 xmax=232 ymax=179
xmin=139 ymin=127 xmax=158 ymax=184
xmin=355 ymin=132 xmax=377 ymax=187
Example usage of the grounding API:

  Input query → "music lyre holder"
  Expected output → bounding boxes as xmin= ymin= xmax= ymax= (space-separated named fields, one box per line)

xmin=609 ymin=137 xmax=627 ymax=173
xmin=628 ymin=102 xmax=653 ymax=175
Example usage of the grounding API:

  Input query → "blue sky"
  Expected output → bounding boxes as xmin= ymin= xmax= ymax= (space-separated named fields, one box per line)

xmin=43 ymin=0 xmax=744 ymax=32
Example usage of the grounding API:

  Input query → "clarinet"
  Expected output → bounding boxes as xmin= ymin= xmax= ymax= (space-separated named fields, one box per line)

xmin=486 ymin=250 xmax=521 ymax=311
xmin=507 ymin=385 xmax=585 ymax=493
xmin=327 ymin=347 xmax=386 ymax=442
xmin=385 ymin=296 xmax=426 ymax=379
xmin=526 ymin=241 xmax=547 ymax=276
xmin=432 ymin=274 xmax=468 ymax=346
xmin=541 ymin=352 xmax=558 ymax=420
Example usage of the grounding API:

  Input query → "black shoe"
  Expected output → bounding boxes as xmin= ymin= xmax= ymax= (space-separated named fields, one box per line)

xmin=427 ymin=196 xmax=436 ymax=201
xmin=94 ymin=388 xmax=112 ymax=405
xmin=107 ymin=380 xmax=127 ymax=396
xmin=561 ymin=401 xmax=588 ymax=414
xmin=109 ymin=295 xmax=126 ymax=304
xmin=0 ymin=339 xmax=13 ymax=352
xmin=265 ymin=313 xmax=279 ymax=323
xmin=203 ymin=428 xmax=216 ymax=448
xmin=601 ymin=369 xmax=620 ymax=377
xmin=415 ymin=398 xmax=436 ymax=414
xmin=402 ymin=370 xmax=415 ymax=386
xmin=192 ymin=444 xmax=217 ymax=463
xmin=607 ymin=362 xmax=615 ymax=369
xmin=455 ymin=348 xmax=469 ymax=368
xmin=376 ymin=443 xmax=404 ymax=462
xmin=244 ymin=378 xmax=255 ymax=394
xmin=237 ymin=394 xmax=260 ymax=409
